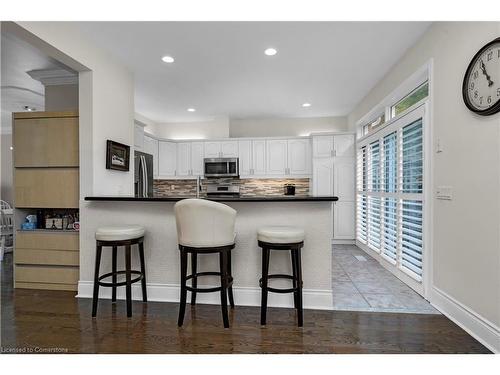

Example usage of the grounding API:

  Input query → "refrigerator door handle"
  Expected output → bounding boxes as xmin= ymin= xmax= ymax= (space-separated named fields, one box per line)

xmin=140 ymin=155 xmax=147 ymax=198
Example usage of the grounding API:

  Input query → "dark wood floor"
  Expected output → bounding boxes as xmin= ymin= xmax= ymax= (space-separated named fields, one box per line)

xmin=0 ymin=254 xmax=490 ymax=354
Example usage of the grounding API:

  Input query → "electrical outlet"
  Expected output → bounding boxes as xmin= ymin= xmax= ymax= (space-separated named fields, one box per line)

xmin=436 ymin=186 xmax=453 ymax=200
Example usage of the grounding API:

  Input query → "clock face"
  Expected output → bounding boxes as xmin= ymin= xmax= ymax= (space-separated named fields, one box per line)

xmin=463 ymin=38 xmax=500 ymax=116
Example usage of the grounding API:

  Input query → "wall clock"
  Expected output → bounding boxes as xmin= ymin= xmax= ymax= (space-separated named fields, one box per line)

xmin=462 ymin=37 xmax=500 ymax=116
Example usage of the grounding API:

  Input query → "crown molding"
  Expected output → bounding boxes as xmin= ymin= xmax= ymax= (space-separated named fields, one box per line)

xmin=27 ymin=69 xmax=78 ymax=86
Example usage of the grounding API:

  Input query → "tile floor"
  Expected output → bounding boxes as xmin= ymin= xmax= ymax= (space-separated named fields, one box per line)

xmin=332 ymin=244 xmax=439 ymax=314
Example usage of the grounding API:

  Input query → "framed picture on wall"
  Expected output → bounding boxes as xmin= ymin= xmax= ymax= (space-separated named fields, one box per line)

xmin=106 ymin=140 xmax=130 ymax=172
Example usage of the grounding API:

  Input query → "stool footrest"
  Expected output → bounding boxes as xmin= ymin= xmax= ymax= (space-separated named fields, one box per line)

xmin=259 ymin=274 xmax=303 ymax=294
xmin=185 ymin=271 xmax=233 ymax=293
xmin=98 ymin=270 xmax=143 ymax=287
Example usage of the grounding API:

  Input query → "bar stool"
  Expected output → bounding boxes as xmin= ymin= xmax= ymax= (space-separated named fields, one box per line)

xmin=174 ymin=199 xmax=236 ymax=328
xmin=92 ymin=225 xmax=147 ymax=318
xmin=257 ymin=226 xmax=305 ymax=327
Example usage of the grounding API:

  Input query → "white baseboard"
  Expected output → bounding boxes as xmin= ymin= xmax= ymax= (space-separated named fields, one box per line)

xmin=77 ymin=281 xmax=333 ymax=311
xmin=430 ymin=286 xmax=500 ymax=353
xmin=332 ymin=239 xmax=355 ymax=245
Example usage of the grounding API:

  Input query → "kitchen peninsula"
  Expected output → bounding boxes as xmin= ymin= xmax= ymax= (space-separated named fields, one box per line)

xmin=80 ymin=195 xmax=338 ymax=310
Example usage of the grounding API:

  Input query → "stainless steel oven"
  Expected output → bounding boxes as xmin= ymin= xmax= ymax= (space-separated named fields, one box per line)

xmin=204 ymin=158 xmax=239 ymax=178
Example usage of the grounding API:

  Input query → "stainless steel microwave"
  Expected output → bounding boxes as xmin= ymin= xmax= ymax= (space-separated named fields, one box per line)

xmin=204 ymin=158 xmax=239 ymax=178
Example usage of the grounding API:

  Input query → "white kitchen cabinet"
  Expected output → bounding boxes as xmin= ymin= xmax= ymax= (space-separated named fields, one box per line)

xmin=204 ymin=141 xmax=221 ymax=158
xmin=334 ymin=134 xmax=355 ymax=157
xmin=238 ymin=140 xmax=252 ymax=176
xmin=134 ymin=124 xmax=144 ymax=151
xmin=333 ymin=201 xmax=355 ymax=239
xmin=204 ymin=141 xmax=238 ymax=158
xmin=191 ymin=142 xmax=205 ymax=176
xmin=158 ymin=141 xmax=177 ymax=177
xmin=176 ymin=142 xmax=191 ymax=177
xmin=312 ymin=135 xmax=333 ymax=158
xmin=287 ymin=139 xmax=311 ymax=175
xmin=312 ymin=133 xmax=356 ymax=240
xmin=143 ymin=135 xmax=158 ymax=177
xmin=252 ymin=140 xmax=266 ymax=176
xmin=220 ymin=141 xmax=238 ymax=157
xmin=266 ymin=139 xmax=288 ymax=176
xmin=333 ymin=158 xmax=355 ymax=201
xmin=312 ymin=157 xmax=334 ymax=196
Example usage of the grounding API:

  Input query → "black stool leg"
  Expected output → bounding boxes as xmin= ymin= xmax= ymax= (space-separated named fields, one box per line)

xmin=138 ymin=241 xmax=147 ymax=302
xmin=190 ymin=252 xmax=197 ymax=306
xmin=178 ymin=250 xmax=188 ymax=327
xmin=125 ymin=245 xmax=132 ymax=318
xmin=227 ymin=250 xmax=235 ymax=308
xmin=219 ymin=251 xmax=230 ymax=328
xmin=294 ymin=249 xmax=303 ymax=327
xmin=291 ymin=249 xmax=298 ymax=309
xmin=260 ymin=247 xmax=270 ymax=325
xmin=111 ymin=246 xmax=117 ymax=302
xmin=92 ymin=244 xmax=103 ymax=317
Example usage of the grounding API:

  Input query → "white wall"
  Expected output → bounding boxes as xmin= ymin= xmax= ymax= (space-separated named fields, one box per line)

xmin=0 ymin=130 xmax=13 ymax=204
xmin=135 ymin=112 xmax=157 ymax=136
xmin=348 ymin=22 xmax=500 ymax=351
xmin=10 ymin=21 xmax=135 ymax=197
xmin=152 ymin=115 xmax=347 ymax=140
xmin=45 ymin=84 xmax=78 ymax=111
xmin=230 ymin=116 xmax=347 ymax=137
xmin=155 ymin=116 xmax=230 ymax=139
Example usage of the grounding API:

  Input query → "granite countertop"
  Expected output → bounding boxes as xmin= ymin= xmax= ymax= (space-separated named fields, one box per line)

xmin=84 ymin=195 xmax=338 ymax=202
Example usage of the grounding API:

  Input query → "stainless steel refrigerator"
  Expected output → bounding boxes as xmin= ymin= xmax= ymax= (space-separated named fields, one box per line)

xmin=134 ymin=151 xmax=153 ymax=197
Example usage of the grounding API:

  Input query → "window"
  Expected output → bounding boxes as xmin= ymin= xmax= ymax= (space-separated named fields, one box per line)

xmin=356 ymin=106 xmax=425 ymax=282
xmin=391 ymin=81 xmax=428 ymax=118
xmin=362 ymin=113 xmax=386 ymax=136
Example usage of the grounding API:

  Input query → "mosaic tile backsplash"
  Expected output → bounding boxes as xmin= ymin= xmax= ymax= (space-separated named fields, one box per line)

xmin=153 ymin=178 xmax=310 ymax=197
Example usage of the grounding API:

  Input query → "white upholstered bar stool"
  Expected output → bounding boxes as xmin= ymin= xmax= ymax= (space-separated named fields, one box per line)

xmin=174 ymin=198 xmax=237 ymax=328
xmin=92 ymin=225 xmax=147 ymax=318
xmin=257 ymin=226 xmax=305 ymax=327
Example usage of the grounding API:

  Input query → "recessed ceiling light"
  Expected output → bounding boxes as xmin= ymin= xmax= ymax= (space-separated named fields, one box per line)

xmin=302 ymin=103 xmax=311 ymax=107
xmin=187 ymin=108 xmax=196 ymax=112
xmin=161 ymin=55 xmax=175 ymax=63
xmin=264 ymin=48 xmax=277 ymax=56
xmin=23 ymin=105 xmax=36 ymax=111
xmin=10 ymin=146 xmax=13 ymax=151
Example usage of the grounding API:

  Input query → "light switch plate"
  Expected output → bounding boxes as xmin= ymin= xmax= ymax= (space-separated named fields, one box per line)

xmin=437 ymin=186 xmax=453 ymax=200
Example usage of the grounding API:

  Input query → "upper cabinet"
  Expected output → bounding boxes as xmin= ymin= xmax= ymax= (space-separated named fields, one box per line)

xmin=158 ymin=141 xmax=177 ymax=177
xmin=312 ymin=135 xmax=334 ymax=158
xmin=333 ymin=134 xmax=355 ymax=157
xmin=204 ymin=141 xmax=238 ymax=158
xmin=266 ymin=139 xmax=288 ymax=175
xmin=176 ymin=142 xmax=191 ymax=177
xmin=238 ymin=140 xmax=252 ymax=176
xmin=13 ymin=113 xmax=79 ymax=168
xmin=191 ymin=142 xmax=205 ymax=176
xmin=134 ymin=124 xmax=144 ymax=151
xmin=313 ymin=134 xmax=355 ymax=158
xmin=252 ymin=140 xmax=267 ymax=176
xmin=143 ymin=134 xmax=158 ymax=177
xmin=287 ymin=139 xmax=311 ymax=175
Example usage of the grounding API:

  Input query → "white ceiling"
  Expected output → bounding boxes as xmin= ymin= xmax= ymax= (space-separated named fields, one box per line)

xmin=72 ymin=22 xmax=431 ymax=123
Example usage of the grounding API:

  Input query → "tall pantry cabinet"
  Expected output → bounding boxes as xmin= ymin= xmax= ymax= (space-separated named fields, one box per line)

xmin=13 ymin=111 xmax=80 ymax=291
xmin=312 ymin=133 xmax=355 ymax=241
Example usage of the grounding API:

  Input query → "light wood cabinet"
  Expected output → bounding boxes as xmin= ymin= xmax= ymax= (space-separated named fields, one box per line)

xmin=12 ymin=111 xmax=80 ymax=291
xmin=15 ymin=168 xmax=79 ymax=208
xmin=13 ymin=113 xmax=79 ymax=167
